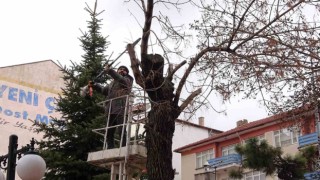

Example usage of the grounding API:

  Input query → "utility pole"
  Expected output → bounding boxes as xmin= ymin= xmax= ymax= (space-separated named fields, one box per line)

xmin=315 ymin=106 xmax=320 ymax=170
xmin=311 ymin=57 xmax=320 ymax=171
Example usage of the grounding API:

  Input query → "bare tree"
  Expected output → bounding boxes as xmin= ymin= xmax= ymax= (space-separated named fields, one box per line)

xmin=124 ymin=0 xmax=320 ymax=179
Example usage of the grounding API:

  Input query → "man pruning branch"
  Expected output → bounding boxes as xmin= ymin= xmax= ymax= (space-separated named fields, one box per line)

xmin=81 ymin=64 xmax=133 ymax=149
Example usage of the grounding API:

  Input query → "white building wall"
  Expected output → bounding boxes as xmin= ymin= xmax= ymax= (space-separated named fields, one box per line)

xmin=173 ymin=122 xmax=211 ymax=180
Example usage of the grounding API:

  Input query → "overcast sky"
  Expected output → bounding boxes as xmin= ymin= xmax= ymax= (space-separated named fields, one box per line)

xmin=0 ymin=0 xmax=269 ymax=131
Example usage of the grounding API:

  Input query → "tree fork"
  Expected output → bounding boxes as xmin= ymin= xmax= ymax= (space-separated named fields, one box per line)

xmin=142 ymin=54 xmax=174 ymax=101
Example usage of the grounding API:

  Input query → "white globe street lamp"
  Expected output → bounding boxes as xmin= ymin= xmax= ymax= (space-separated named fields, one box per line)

xmin=0 ymin=135 xmax=46 ymax=180
xmin=17 ymin=154 xmax=46 ymax=180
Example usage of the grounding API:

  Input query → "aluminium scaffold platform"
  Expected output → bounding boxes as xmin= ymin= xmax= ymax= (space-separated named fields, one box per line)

xmin=87 ymin=94 xmax=149 ymax=180
xmin=87 ymin=145 xmax=147 ymax=179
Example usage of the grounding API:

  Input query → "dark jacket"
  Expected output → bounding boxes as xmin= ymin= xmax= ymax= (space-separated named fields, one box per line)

xmin=93 ymin=69 xmax=133 ymax=115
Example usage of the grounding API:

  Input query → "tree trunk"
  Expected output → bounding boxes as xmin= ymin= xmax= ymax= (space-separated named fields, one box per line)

xmin=141 ymin=54 xmax=179 ymax=180
xmin=145 ymin=102 xmax=176 ymax=180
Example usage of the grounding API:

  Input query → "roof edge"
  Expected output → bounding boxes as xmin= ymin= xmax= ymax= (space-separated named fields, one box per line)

xmin=0 ymin=59 xmax=62 ymax=69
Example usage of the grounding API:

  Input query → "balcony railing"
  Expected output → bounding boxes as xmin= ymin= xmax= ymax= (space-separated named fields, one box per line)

xmin=298 ymin=132 xmax=318 ymax=148
xmin=304 ymin=171 xmax=320 ymax=180
xmin=207 ymin=154 xmax=241 ymax=167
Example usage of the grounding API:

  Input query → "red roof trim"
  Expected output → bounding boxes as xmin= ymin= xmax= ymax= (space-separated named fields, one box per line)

xmin=174 ymin=107 xmax=314 ymax=153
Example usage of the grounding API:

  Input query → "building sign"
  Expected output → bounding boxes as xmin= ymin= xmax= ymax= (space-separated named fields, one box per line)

xmin=0 ymin=80 xmax=61 ymax=157
xmin=0 ymin=81 xmax=59 ymax=127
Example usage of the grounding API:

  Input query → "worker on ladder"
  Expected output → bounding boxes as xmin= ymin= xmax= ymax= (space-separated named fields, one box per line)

xmin=81 ymin=64 xmax=133 ymax=149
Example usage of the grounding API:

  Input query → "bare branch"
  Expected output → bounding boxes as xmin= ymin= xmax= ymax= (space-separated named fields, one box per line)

xmin=167 ymin=60 xmax=186 ymax=81
xmin=233 ymin=0 xmax=304 ymax=50
xmin=228 ymin=0 xmax=255 ymax=48
xmin=173 ymin=46 xmax=232 ymax=106
xmin=141 ymin=0 xmax=154 ymax=54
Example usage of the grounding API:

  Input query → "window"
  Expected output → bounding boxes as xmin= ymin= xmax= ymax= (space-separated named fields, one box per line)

xmin=222 ymin=144 xmax=237 ymax=156
xmin=243 ymin=171 xmax=266 ymax=180
xmin=244 ymin=135 xmax=265 ymax=145
xmin=196 ymin=149 xmax=214 ymax=168
xmin=274 ymin=129 xmax=299 ymax=147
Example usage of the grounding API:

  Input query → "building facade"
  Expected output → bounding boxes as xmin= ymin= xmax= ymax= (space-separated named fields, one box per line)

xmin=0 ymin=60 xmax=65 ymax=178
xmin=175 ymin=108 xmax=317 ymax=180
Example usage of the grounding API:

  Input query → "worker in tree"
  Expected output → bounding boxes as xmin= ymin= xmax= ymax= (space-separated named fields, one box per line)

xmin=81 ymin=65 xmax=133 ymax=149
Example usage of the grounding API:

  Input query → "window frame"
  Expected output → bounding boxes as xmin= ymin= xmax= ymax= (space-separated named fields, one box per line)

xmin=273 ymin=128 xmax=300 ymax=147
xmin=244 ymin=134 xmax=265 ymax=145
xmin=195 ymin=148 xmax=214 ymax=168
xmin=222 ymin=144 xmax=238 ymax=156
xmin=243 ymin=170 xmax=266 ymax=180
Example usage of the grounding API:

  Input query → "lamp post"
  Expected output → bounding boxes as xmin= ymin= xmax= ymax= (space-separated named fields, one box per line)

xmin=204 ymin=160 xmax=224 ymax=180
xmin=204 ymin=162 xmax=218 ymax=180
xmin=0 ymin=170 xmax=4 ymax=180
xmin=0 ymin=134 xmax=46 ymax=180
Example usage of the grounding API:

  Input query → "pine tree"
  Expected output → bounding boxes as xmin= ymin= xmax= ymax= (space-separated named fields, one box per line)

xmin=35 ymin=2 xmax=110 ymax=179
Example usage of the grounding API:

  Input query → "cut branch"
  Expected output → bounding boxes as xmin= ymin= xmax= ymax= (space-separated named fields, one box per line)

xmin=127 ymin=44 xmax=145 ymax=87
xmin=179 ymin=88 xmax=202 ymax=112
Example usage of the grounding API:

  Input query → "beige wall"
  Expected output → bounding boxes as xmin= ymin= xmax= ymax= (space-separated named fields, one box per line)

xmin=0 ymin=60 xmax=63 ymax=93
xmin=181 ymin=153 xmax=197 ymax=180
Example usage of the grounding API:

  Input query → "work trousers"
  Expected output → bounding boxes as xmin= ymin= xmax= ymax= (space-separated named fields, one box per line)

xmin=107 ymin=114 xmax=127 ymax=149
